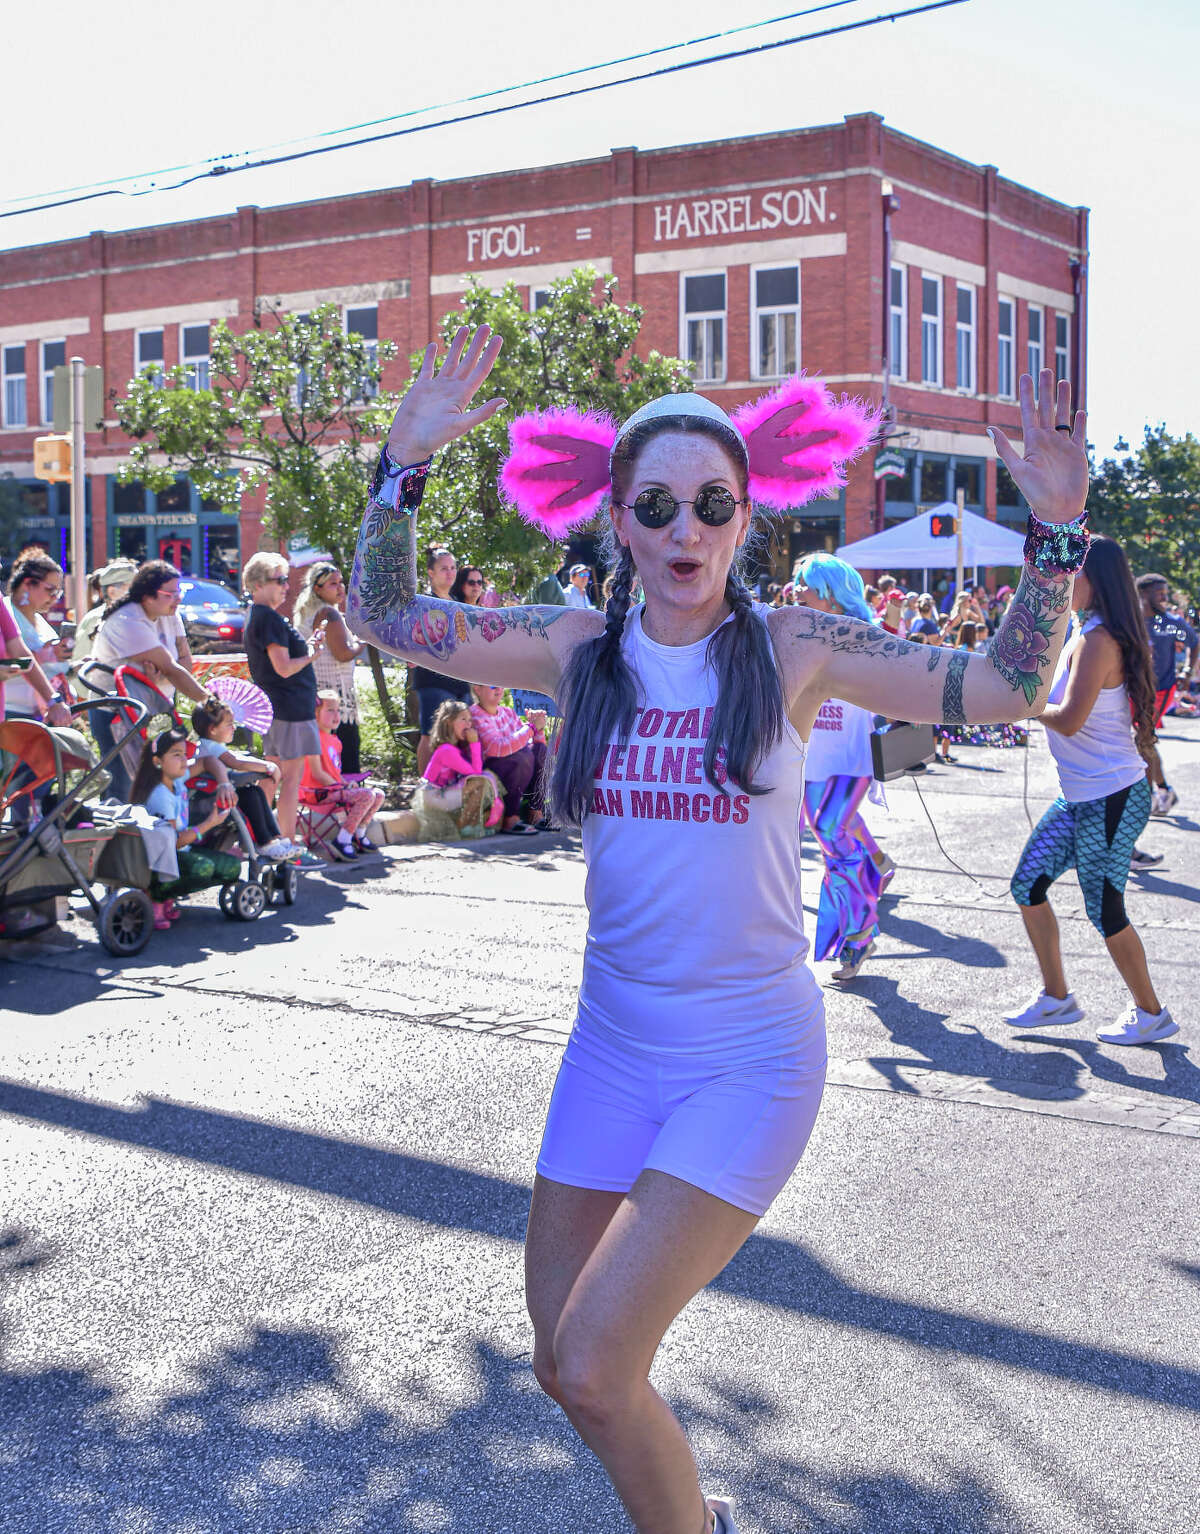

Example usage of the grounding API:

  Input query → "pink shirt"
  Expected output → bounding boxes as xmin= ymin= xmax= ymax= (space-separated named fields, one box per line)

xmin=0 ymin=598 xmax=21 ymax=718
xmin=423 ymin=738 xmax=483 ymax=787
xmin=468 ymin=703 xmax=543 ymax=759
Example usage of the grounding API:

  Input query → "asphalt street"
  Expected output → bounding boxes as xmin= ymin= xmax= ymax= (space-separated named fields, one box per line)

xmin=1 ymin=716 xmax=1197 ymax=1534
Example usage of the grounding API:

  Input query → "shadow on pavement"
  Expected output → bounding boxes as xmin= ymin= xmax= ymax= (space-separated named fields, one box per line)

xmin=876 ymin=907 xmax=1007 ymax=969
xmin=1 ymin=1089 xmax=1195 ymax=1418
xmin=0 ymin=1284 xmax=1025 ymax=1534
xmin=1010 ymin=1033 xmax=1200 ymax=1108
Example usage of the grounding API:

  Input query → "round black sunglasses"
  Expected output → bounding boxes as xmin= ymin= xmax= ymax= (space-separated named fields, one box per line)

xmin=615 ymin=486 xmax=745 ymax=530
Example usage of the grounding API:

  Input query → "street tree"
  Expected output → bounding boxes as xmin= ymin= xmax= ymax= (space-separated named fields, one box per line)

xmin=1087 ymin=426 xmax=1200 ymax=606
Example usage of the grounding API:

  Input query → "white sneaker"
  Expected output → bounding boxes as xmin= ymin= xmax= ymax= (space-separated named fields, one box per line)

xmin=259 ymin=838 xmax=293 ymax=861
xmin=706 ymin=1496 xmax=740 ymax=1534
xmin=1096 ymin=1005 xmax=1178 ymax=1046
xmin=1129 ymin=847 xmax=1164 ymax=870
xmin=1150 ymin=786 xmax=1178 ymax=816
xmin=1002 ymin=990 xmax=1085 ymax=1028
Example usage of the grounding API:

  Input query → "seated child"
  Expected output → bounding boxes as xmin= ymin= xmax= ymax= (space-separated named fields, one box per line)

xmin=300 ymin=690 xmax=385 ymax=860
xmin=421 ymin=700 xmax=503 ymax=832
xmin=190 ymin=698 xmax=299 ymax=861
xmin=131 ymin=726 xmax=240 ymax=929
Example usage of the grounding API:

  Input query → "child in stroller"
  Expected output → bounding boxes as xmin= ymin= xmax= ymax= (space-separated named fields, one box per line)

xmin=190 ymin=698 xmax=312 ymax=864
xmin=131 ymin=727 xmax=240 ymax=928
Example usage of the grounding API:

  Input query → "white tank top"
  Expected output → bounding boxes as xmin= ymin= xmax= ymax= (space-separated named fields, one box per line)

xmin=577 ymin=604 xmax=826 ymax=1068
xmin=803 ymin=698 xmax=876 ymax=783
xmin=1045 ymin=615 xmax=1146 ymax=803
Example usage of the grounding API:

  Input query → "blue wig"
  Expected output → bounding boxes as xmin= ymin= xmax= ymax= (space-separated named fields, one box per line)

xmin=795 ymin=552 xmax=876 ymax=624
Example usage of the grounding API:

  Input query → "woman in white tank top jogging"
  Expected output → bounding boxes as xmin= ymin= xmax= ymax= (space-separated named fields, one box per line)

xmin=347 ymin=326 xmax=1089 ymax=1534
xmin=1005 ymin=536 xmax=1175 ymax=1045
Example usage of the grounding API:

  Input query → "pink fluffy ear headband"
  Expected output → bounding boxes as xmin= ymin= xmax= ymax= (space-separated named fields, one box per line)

xmin=498 ymin=375 xmax=882 ymax=538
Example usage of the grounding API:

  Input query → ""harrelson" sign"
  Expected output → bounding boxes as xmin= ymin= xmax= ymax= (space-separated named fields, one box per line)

xmin=652 ymin=186 xmax=833 ymax=243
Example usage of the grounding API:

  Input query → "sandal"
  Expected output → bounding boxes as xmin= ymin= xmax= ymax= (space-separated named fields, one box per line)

xmin=500 ymin=822 xmax=539 ymax=836
xmin=831 ymin=941 xmax=875 ymax=981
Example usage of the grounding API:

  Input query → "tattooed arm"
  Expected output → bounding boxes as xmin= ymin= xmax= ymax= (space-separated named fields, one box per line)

xmin=773 ymin=561 xmax=1073 ymax=731
xmin=773 ymin=369 xmax=1088 ymax=732
xmin=346 ymin=325 xmax=602 ymax=691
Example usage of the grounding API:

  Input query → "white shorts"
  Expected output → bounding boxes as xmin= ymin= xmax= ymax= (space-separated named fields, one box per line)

xmin=536 ymin=1017 xmax=827 ymax=1217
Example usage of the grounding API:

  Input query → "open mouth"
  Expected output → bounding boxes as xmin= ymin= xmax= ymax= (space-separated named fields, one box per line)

xmin=668 ymin=559 xmax=702 ymax=581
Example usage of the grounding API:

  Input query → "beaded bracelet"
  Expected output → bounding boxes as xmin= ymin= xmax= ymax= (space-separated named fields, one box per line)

xmin=369 ymin=444 xmax=432 ymax=511
xmin=1024 ymin=510 xmax=1090 ymax=577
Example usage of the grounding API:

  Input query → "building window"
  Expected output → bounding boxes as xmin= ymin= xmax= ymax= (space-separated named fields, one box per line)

xmin=955 ymin=285 xmax=976 ymax=393
xmin=40 ymin=340 xmax=66 ymax=424
xmin=920 ymin=275 xmax=942 ymax=386
xmin=919 ymin=457 xmax=948 ymax=504
xmin=889 ymin=265 xmax=907 ymax=379
xmin=1027 ymin=305 xmax=1043 ymax=379
xmin=292 ymin=311 xmax=312 ymax=408
xmin=954 ymin=460 xmax=982 ymax=505
xmin=752 ymin=265 xmax=799 ymax=379
xmin=345 ymin=304 xmax=379 ymax=399
xmin=996 ymin=462 xmax=1023 ymax=507
xmin=181 ymin=324 xmax=210 ymax=390
xmin=681 ymin=272 xmax=726 ymax=383
xmin=883 ymin=455 xmax=914 ymax=503
xmin=997 ymin=298 xmax=1015 ymax=399
xmin=136 ymin=328 xmax=164 ymax=387
xmin=530 ymin=286 xmax=551 ymax=311
xmin=1055 ymin=314 xmax=1070 ymax=384
xmin=3 ymin=344 xmax=26 ymax=427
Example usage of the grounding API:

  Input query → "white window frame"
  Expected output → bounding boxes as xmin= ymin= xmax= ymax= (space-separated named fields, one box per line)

xmin=40 ymin=338 xmax=66 ymax=424
xmin=751 ymin=262 xmax=800 ymax=380
xmin=3 ymin=343 xmax=27 ymax=428
xmin=135 ymin=326 xmax=165 ymax=387
xmin=997 ymin=297 xmax=1016 ymax=400
xmin=889 ymin=263 xmax=907 ymax=380
xmin=344 ymin=303 xmax=379 ymax=399
xmin=530 ymin=286 xmax=551 ymax=312
xmin=179 ymin=322 xmax=210 ymax=391
xmin=1054 ymin=313 xmax=1070 ymax=384
xmin=954 ymin=284 xmax=976 ymax=394
xmin=920 ymin=272 xmax=943 ymax=387
xmin=292 ymin=310 xmax=312 ymax=408
xmin=679 ymin=269 xmax=727 ymax=385
xmin=1026 ymin=303 xmax=1044 ymax=380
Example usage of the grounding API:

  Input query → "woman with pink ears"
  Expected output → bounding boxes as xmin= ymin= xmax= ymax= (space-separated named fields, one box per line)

xmin=347 ymin=326 xmax=1089 ymax=1534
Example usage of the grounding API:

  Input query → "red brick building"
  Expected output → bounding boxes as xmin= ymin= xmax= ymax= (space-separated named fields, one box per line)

xmin=0 ymin=111 xmax=1087 ymax=587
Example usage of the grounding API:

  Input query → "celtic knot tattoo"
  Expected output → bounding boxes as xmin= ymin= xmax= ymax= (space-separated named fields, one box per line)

xmin=941 ymin=650 xmax=968 ymax=724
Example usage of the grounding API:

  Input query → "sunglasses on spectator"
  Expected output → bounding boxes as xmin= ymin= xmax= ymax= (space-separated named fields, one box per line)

xmin=463 ymin=577 xmax=484 ymax=587
xmin=615 ymin=486 xmax=745 ymax=529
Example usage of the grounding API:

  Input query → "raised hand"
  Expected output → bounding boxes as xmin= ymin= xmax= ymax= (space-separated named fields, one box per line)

xmin=989 ymin=369 xmax=1088 ymax=525
xmin=386 ymin=325 xmax=506 ymax=466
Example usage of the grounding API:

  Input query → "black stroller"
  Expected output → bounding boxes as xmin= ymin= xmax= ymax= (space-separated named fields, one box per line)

xmin=76 ymin=661 xmax=299 ymax=920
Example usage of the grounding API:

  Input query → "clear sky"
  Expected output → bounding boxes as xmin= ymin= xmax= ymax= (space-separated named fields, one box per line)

xmin=2 ymin=0 xmax=1196 ymax=457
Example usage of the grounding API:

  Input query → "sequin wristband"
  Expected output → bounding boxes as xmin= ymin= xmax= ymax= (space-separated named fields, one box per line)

xmin=369 ymin=445 xmax=432 ymax=512
xmin=1024 ymin=511 xmax=1089 ymax=577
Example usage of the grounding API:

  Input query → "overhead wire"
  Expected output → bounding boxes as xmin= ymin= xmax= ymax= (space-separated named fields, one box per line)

xmin=1 ymin=0 xmax=970 ymax=222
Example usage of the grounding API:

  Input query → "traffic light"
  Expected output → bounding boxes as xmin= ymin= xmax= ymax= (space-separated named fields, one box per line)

xmin=929 ymin=512 xmax=958 ymax=538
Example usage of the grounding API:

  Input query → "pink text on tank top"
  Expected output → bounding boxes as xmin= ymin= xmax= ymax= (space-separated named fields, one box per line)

xmin=576 ymin=605 xmax=827 ymax=1070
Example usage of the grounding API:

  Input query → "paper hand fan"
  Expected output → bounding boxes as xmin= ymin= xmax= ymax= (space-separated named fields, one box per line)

xmin=208 ymin=675 xmax=274 ymax=734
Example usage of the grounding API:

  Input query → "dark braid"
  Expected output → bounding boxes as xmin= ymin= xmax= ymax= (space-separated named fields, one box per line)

xmin=704 ymin=569 xmax=785 ymax=795
xmin=550 ymin=542 xmax=639 ymax=825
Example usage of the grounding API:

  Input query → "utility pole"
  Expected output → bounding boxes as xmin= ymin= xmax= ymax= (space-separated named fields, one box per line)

xmin=69 ymin=356 xmax=87 ymax=622
xmin=955 ymin=486 xmax=965 ymax=604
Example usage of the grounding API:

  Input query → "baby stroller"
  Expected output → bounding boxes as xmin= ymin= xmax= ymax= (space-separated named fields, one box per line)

xmin=77 ymin=661 xmax=298 ymax=919
xmin=0 ymin=696 xmax=159 ymax=955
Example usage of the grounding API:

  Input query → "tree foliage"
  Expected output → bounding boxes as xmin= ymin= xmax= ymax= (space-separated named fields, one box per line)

xmin=1087 ymin=426 xmax=1200 ymax=606
xmin=416 ymin=268 xmax=693 ymax=589
xmin=110 ymin=270 xmax=692 ymax=592
xmin=113 ymin=304 xmax=398 ymax=569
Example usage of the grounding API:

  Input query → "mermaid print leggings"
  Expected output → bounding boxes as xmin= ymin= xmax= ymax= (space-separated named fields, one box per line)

xmin=801 ymin=774 xmax=883 ymax=962
xmin=1010 ymin=778 xmax=1151 ymax=938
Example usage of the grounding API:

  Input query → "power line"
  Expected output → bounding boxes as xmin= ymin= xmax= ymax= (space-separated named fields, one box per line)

xmin=1 ymin=0 xmax=969 ymax=223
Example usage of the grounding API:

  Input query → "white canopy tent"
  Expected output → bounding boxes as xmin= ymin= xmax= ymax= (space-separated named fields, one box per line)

xmin=836 ymin=502 xmax=1026 ymax=586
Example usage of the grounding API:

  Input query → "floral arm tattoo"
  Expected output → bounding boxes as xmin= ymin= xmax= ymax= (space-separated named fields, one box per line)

xmin=792 ymin=560 xmax=1072 ymax=725
xmin=347 ymin=453 xmax=567 ymax=665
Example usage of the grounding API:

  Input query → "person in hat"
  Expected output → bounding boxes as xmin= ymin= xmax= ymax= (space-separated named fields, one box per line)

xmin=72 ymin=560 xmax=138 ymax=664
xmin=346 ymin=328 xmax=1088 ymax=1534
xmin=565 ymin=563 xmax=595 ymax=610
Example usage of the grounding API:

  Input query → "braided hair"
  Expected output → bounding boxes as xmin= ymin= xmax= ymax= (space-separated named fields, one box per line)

xmin=550 ymin=413 xmax=786 ymax=825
